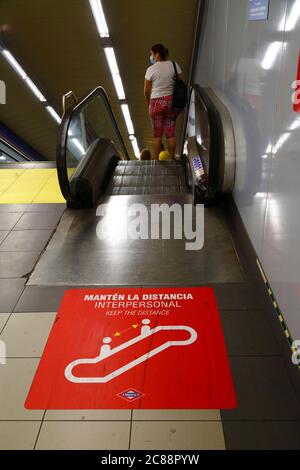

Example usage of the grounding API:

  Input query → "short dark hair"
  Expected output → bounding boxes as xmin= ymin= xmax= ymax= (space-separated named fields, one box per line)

xmin=151 ymin=43 xmax=169 ymax=60
xmin=140 ymin=149 xmax=151 ymax=160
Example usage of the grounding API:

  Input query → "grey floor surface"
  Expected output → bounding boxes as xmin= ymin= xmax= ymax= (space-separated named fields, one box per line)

xmin=0 ymin=200 xmax=300 ymax=449
xmin=28 ymin=194 xmax=245 ymax=286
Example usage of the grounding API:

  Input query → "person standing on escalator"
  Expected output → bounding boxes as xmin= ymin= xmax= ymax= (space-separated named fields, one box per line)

xmin=144 ymin=44 xmax=183 ymax=160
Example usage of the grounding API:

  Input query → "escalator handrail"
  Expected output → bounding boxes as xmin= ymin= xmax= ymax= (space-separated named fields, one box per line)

xmin=57 ymin=86 xmax=130 ymax=204
xmin=181 ymin=84 xmax=222 ymax=192
xmin=0 ymin=136 xmax=34 ymax=162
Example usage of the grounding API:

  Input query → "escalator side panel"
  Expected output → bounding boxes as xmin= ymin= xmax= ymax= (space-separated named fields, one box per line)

xmin=69 ymin=138 xmax=119 ymax=208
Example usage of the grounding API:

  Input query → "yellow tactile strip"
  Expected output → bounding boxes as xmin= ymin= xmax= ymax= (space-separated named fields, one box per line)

xmin=0 ymin=169 xmax=65 ymax=204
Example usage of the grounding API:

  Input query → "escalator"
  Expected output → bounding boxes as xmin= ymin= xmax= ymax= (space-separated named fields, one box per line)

xmin=29 ymin=83 xmax=239 ymax=286
xmin=0 ymin=136 xmax=35 ymax=163
xmin=56 ymin=85 xmax=235 ymax=208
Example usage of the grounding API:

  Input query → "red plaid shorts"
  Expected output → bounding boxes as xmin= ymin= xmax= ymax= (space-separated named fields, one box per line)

xmin=149 ymin=95 xmax=178 ymax=138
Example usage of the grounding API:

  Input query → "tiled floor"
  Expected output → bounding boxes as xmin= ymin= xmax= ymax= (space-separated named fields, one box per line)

xmin=0 ymin=305 xmax=225 ymax=450
xmin=130 ymin=422 xmax=225 ymax=450
xmin=0 ymin=313 xmax=9 ymax=332
xmin=0 ymin=312 xmax=56 ymax=357
xmin=0 ymin=205 xmax=65 ymax=289
xmin=35 ymin=421 xmax=131 ymax=450
xmin=0 ymin=202 xmax=300 ymax=449
xmin=0 ymin=168 xmax=65 ymax=204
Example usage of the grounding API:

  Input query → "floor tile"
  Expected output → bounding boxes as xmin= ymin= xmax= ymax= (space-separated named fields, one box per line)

xmin=0 ymin=358 xmax=43 ymax=420
xmin=0 ymin=230 xmax=53 ymax=252
xmin=0 ymin=252 xmax=40 ymax=278
xmin=14 ymin=286 xmax=68 ymax=312
xmin=212 ymin=283 xmax=263 ymax=310
xmin=0 ymin=279 xmax=26 ymax=311
xmin=25 ymin=204 xmax=66 ymax=213
xmin=130 ymin=421 xmax=225 ymax=450
xmin=13 ymin=212 xmax=63 ymax=231
xmin=132 ymin=410 xmax=221 ymax=421
xmin=0 ymin=213 xmax=22 ymax=230
xmin=223 ymin=421 xmax=300 ymax=450
xmin=0 ymin=231 xmax=8 ymax=244
xmin=0 ymin=313 xmax=56 ymax=357
xmin=221 ymin=357 xmax=300 ymax=421
xmin=0 ymin=313 xmax=10 ymax=332
xmin=220 ymin=310 xmax=280 ymax=356
xmin=0 ymin=205 xmax=28 ymax=213
xmin=0 ymin=421 xmax=40 ymax=450
xmin=36 ymin=421 xmax=130 ymax=450
xmin=44 ymin=410 xmax=131 ymax=421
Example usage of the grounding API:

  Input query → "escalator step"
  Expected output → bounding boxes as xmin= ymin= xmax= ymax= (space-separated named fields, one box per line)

xmin=108 ymin=160 xmax=190 ymax=196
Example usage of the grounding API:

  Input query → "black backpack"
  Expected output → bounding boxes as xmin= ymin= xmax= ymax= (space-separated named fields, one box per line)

xmin=172 ymin=61 xmax=188 ymax=111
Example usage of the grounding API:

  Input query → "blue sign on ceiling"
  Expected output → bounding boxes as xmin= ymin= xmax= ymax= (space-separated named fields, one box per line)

xmin=248 ymin=0 xmax=270 ymax=21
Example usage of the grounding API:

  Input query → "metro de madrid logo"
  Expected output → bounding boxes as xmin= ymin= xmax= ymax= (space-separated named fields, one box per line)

xmin=0 ymin=79 xmax=6 ymax=104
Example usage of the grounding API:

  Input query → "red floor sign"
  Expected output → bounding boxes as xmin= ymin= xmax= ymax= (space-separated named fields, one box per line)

xmin=25 ymin=287 xmax=237 ymax=409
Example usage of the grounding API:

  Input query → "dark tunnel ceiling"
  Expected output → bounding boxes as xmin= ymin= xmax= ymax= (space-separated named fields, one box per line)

xmin=0 ymin=0 xmax=198 ymax=160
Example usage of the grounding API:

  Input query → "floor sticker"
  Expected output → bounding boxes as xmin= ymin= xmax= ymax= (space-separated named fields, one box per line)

xmin=25 ymin=287 xmax=237 ymax=409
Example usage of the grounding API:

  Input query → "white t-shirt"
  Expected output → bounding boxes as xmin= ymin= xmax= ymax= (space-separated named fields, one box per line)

xmin=145 ymin=61 xmax=183 ymax=99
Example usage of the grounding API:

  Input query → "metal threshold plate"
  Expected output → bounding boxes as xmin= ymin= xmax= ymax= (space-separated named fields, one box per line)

xmin=28 ymin=195 xmax=244 ymax=286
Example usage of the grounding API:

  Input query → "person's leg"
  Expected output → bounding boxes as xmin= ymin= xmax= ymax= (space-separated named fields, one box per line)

xmin=167 ymin=137 xmax=176 ymax=159
xmin=153 ymin=137 xmax=162 ymax=160
xmin=165 ymin=98 xmax=178 ymax=159
xmin=149 ymin=98 xmax=163 ymax=160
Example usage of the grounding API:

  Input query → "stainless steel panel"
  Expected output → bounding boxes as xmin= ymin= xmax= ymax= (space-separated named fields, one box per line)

xmin=261 ymin=0 xmax=300 ymax=339
xmin=195 ymin=0 xmax=300 ymax=340
xmin=28 ymin=195 xmax=244 ymax=286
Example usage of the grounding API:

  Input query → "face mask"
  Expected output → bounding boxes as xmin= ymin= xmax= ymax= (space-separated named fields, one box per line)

xmin=150 ymin=55 xmax=156 ymax=65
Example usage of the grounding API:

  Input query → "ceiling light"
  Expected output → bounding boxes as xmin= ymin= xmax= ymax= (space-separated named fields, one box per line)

xmin=46 ymin=106 xmax=61 ymax=124
xmin=255 ymin=192 xmax=266 ymax=199
xmin=104 ymin=47 xmax=119 ymax=75
xmin=89 ymin=0 xmax=109 ymax=37
xmin=2 ymin=48 xmax=51 ymax=108
xmin=1 ymin=49 xmax=27 ymax=79
xmin=24 ymin=77 xmax=46 ymax=102
xmin=111 ymin=74 xmax=126 ymax=101
xmin=88 ymin=2 xmax=138 ymax=157
xmin=130 ymin=136 xmax=140 ymax=158
xmin=289 ymin=118 xmax=300 ymax=131
xmin=273 ymin=132 xmax=290 ymax=153
xmin=261 ymin=42 xmax=282 ymax=70
xmin=72 ymin=138 xmax=85 ymax=155
xmin=285 ymin=2 xmax=300 ymax=31
xmin=121 ymin=104 xmax=134 ymax=135
xmin=104 ymin=47 xmax=126 ymax=99
xmin=265 ymin=144 xmax=273 ymax=154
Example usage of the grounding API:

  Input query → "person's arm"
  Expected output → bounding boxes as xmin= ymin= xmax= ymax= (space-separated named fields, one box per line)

xmin=144 ymin=79 xmax=152 ymax=105
xmin=175 ymin=62 xmax=184 ymax=81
